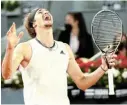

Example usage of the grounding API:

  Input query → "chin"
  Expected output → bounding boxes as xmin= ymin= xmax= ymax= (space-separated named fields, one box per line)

xmin=44 ymin=25 xmax=53 ymax=28
xmin=44 ymin=22 xmax=53 ymax=28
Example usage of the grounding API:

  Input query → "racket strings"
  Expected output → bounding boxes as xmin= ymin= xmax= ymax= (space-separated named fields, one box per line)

xmin=95 ymin=37 xmax=121 ymax=41
xmin=92 ymin=11 xmax=122 ymax=53
xmin=93 ymin=22 xmax=121 ymax=33
xmin=95 ymin=39 xmax=120 ymax=43
xmin=96 ymin=42 xmax=120 ymax=46
xmin=93 ymin=26 xmax=121 ymax=33
xmin=94 ymin=32 xmax=121 ymax=41
xmin=96 ymin=42 xmax=120 ymax=45
xmin=97 ymin=44 xmax=119 ymax=47
xmin=93 ymin=20 xmax=121 ymax=26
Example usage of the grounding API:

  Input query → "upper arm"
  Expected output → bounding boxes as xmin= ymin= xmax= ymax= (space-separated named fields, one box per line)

xmin=12 ymin=43 xmax=25 ymax=72
xmin=65 ymin=44 xmax=84 ymax=85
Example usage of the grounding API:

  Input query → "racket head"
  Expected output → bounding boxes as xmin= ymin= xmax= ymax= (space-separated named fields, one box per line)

xmin=91 ymin=9 xmax=122 ymax=54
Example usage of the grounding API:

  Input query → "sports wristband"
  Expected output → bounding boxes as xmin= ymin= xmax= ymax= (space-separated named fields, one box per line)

xmin=100 ymin=65 xmax=107 ymax=72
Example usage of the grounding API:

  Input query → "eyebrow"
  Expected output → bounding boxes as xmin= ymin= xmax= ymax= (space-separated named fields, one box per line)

xmin=38 ymin=8 xmax=48 ymax=12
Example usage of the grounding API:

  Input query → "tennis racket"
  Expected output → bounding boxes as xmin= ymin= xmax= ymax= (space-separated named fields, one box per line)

xmin=91 ymin=9 xmax=122 ymax=95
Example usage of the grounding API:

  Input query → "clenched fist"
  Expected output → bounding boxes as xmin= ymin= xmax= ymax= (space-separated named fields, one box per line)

xmin=101 ymin=53 xmax=117 ymax=71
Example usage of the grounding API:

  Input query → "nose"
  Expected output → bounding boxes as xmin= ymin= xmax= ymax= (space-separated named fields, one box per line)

xmin=44 ymin=11 xmax=49 ymax=15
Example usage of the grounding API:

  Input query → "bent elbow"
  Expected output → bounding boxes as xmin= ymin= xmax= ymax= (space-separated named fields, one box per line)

xmin=77 ymin=82 xmax=96 ymax=91
xmin=76 ymin=84 xmax=87 ymax=91
xmin=2 ymin=73 xmax=11 ymax=80
xmin=2 ymin=67 xmax=12 ymax=80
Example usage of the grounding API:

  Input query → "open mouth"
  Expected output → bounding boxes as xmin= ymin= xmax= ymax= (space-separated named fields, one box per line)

xmin=44 ymin=14 xmax=51 ymax=21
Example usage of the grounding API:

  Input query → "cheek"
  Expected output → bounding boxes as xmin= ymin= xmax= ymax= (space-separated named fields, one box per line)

xmin=68 ymin=20 xmax=74 ymax=26
xmin=66 ymin=18 xmax=74 ymax=25
xmin=65 ymin=19 xmax=71 ymax=24
xmin=37 ymin=18 xmax=44 ymax=26
xmin=70 ymin=20 xmax=75 ymax=25
xmin=35 ymin=15 xmax=44 ymax=25
xmin=50 ymin=16 xmax=53 ymax=23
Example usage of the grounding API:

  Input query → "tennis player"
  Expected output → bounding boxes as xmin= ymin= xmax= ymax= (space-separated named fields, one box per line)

xmin=2 ymin=8 xmax=117 ymax=105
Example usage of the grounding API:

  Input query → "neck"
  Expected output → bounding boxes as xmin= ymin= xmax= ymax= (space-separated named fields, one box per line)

xmin=72 ymin=25 xmax=79 ymax=36
xmin=36 ymin=27 xmax=54 ymax=47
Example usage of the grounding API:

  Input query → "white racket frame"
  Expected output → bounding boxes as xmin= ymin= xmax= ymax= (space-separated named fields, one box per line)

xmin=91 ymin=9 xmax=122 ymax=95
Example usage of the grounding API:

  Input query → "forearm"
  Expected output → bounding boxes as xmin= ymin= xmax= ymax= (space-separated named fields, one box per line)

xmin=78 ymin=65 xmax=106 ymax=90
xmin=2 ymin=46 xmax=14 ymax=79
xmin=65 ymin=43 xmax=114 ymax=91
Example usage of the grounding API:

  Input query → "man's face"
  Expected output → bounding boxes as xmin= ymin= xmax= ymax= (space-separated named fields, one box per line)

xmin=34 ymin=8 xmax=53 ymax=28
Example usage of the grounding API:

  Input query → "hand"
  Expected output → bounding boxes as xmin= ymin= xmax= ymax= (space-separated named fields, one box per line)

xmin=6 ymin=22 xmax=24 ymax=49
xmin=101 ymin=53 xmax=117 ymax=71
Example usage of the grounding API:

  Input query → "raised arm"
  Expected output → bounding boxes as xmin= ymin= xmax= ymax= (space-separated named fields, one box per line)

xmin=65 ymin=44 xmax=116 ymax=91
xmin=2 ymin=23 xmax=24 ymax=79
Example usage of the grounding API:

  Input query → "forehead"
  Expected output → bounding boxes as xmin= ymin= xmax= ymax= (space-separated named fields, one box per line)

xmin=66 ymin=15 xmax=75 ymax=22
xmin=37 ymin=8 xmax=48 ymax=13
xmin=66 ymin=14 xmax=74 ymax=19
xmin=34 ymin=8 xmax=48 ymax=18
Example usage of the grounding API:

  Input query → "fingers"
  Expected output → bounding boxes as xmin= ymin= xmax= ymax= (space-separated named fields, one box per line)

xmin=106 ymin=53 xmax=117 ymax=67
xmin=108 ymin=58 xmax=116 ymax=66
xmin=6 ymin=30 xmax=11 ymax=36
xmin=18 ymin=31 xmax=24 ymax=39
xmin=106 ymin=53 xmax=117 ymax=59
xmin=7 ymin=22 xmax=16 ymax=36
xmin=11 ymin=22 xmax=16 ymax=32
xmin=108 ymin=58 xmax=116 ymax=63
xmin=6 ymin=26 xmax=12 ymax=35
xmin=109 ymin=62 xmax=116 ymax=67
xmin=101 ymin=53 xmax=117 ymax=70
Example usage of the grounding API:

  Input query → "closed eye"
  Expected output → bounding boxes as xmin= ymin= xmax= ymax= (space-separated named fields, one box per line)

xmin=37 ymin=9 xmax=50 ymax=15
xmin=38 ymin=11 xmax=43 ymax=14
xmin=37 ymin=9 xmax=43 ymax=14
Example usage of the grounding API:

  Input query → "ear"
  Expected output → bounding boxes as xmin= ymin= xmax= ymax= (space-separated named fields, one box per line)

xmin=33 ymin=20 xmax=37 ymax=28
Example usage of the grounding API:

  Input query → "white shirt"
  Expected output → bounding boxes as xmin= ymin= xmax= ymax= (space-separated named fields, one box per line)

xmin=70 ymin=33 xmax=79 ymax=54
xmin=19 ymin=39 xmax=70 ymax=105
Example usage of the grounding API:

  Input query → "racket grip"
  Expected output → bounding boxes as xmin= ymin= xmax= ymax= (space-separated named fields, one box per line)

xmin=108 ymin=69 xmax=115 ymax=95
xmin=106 ymin=58 xmax=111 ymax=69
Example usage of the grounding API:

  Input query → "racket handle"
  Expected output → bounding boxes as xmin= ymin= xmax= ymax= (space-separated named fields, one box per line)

xmin=104 ymin=55 xmax=111 ymax=69
xmin=108 ymin=68 xmax=115 ymax=95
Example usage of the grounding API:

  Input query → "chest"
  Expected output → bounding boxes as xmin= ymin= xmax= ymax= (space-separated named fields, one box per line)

xmin=28 ymin=48 xmax=69 ymax=74
xmin=27 ymin=49 xmax=69 ymax=83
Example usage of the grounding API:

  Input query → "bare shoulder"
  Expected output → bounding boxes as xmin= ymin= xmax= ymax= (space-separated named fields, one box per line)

xmin=14 ymin=40 xmax=31 ymax=55
xmin=55 ymin=41 xmax=75 ymax=59
xmin=55 ymin=41 xmax=72 ymax=53
xmin=64 ymin=43 xmax=71 ymax=52
xmin=64 ymin=43 xmax=75 ymax=60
